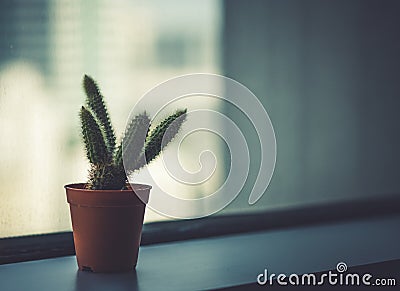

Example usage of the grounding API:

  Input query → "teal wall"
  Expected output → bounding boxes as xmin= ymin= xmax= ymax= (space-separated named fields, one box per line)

xmin=222 ymin=0 xmax=400 ymax=212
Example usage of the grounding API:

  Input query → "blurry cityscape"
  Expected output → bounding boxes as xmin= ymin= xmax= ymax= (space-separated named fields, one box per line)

xmin=0 ymin=0 xmax=222 ymax=237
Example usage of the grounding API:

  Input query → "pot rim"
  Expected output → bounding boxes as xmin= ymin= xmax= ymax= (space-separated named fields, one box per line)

xmin=65 ymin=183 xmax=151 ymax=207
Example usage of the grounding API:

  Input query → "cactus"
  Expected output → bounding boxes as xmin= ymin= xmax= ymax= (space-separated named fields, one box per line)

xmin=80 ymin=75 xmax=187 ymax=190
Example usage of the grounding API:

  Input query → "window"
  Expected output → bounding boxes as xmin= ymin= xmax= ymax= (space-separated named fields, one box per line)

xmin=1 ymin=0 xmax=400 ymax=242
xmin=0 ymin=0 xmax=222 ymax=238
xmin=220 ymin=0 xmax=400 ymax=213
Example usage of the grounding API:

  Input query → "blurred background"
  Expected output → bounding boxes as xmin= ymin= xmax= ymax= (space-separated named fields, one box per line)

xmin=1 ymin=0 xmax=400 ymax=237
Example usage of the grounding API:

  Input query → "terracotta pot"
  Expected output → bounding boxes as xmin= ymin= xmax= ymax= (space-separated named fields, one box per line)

xmin=65 ymin=183 xmax=151 ymax=273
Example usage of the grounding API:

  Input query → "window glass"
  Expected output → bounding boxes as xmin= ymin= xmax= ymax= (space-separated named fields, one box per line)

xmin=220 ymin=0 xmax=400 ymax=214
xmin=2 ymin=0 xmax=400 ymax=239
xmin=0 ymin=0 xmax=222 ymax=237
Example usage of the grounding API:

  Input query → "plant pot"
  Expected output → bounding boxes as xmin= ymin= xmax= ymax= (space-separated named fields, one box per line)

xmin=65 ymin=183 xmax=151 ymax=273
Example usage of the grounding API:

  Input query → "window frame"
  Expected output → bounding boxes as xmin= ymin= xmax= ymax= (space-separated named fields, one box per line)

xmin=1 ymin=193 xmax=399 ymax=265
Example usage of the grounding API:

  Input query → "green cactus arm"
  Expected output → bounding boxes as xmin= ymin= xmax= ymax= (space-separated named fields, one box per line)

xmin=83 ymin=75 xmax=116 ymax=155
xmin=114 ymin=112 xmax=151 ymax=172
xmin=136 ymin=109 xmax=187 ymax=169
xmin=79 ymin=106 xmax=109 ymax=164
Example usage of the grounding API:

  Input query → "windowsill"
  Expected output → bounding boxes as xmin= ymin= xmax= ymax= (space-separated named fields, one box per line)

xmin=1 ymin=214 xmax=399 ymax=290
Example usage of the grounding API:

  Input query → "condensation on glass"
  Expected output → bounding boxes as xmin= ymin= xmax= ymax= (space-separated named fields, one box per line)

xmin=0 ymin=0 xmax=222 ymax=237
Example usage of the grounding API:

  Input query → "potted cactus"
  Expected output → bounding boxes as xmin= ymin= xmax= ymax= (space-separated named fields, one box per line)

xmin=65 ymin=75 xmax=186 ymax=273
